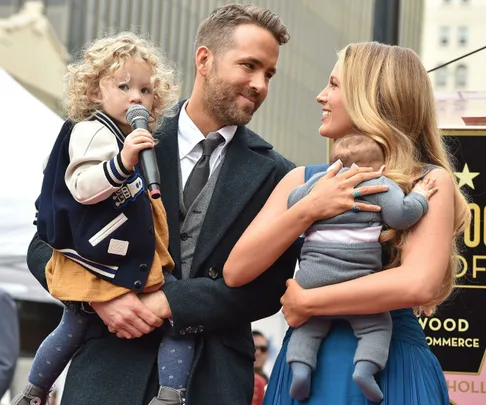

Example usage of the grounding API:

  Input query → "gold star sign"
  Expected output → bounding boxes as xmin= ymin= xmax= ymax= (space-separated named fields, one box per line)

xmin=455 ymin=164 xmax=479 ymax=189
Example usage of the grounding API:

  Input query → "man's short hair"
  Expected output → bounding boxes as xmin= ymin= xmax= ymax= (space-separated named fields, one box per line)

xmin=194 ymin=3 xmax=289 ymax=56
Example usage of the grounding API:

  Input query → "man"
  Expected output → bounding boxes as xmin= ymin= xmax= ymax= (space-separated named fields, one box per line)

xmin=0 ymin=289 xmax=19 ymax=399
xmin=252 ymin=330 xmax=269 ymax=405
xmin=252 ymin=330 xmax=270 ymax=384
xmin=27 ymin=4 xmax=298 ymax=405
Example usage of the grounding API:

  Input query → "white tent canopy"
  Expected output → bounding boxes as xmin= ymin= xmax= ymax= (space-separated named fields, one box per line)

xmin=0 ymin=67 xmax=62 ymax=256
xmin=0 ymin=1 xmax=69 ymax=104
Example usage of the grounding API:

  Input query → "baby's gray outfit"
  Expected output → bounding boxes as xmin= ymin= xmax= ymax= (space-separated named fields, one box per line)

xmin=286 ymin=170 xmax=428 ymax=371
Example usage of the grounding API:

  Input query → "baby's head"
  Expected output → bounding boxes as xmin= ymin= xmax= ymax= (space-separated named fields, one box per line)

xmin=330 ymin=133 xmax=385 ymax=171
xmin=63 ymin=32 xmax=180 ymax=132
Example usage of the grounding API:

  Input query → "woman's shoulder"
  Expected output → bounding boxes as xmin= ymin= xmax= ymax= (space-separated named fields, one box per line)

xmin=269 ymin=166 xmax=306 ymax=198
xmin=420 ymin=167 xmax=457 ymax=207
xmin=286 ymin=166 xmax=306 ymax=181
xmin=277 ymin=164 xmax=332 ymax=193
xmin=422 ymin=166 xmax=452 ymax=184
xmin=419 ymin=164 xmax=443 ymax=177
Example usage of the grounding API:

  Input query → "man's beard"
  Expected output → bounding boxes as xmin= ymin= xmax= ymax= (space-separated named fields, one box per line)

xmin=202 ymin=70 xmax=260 ymax=127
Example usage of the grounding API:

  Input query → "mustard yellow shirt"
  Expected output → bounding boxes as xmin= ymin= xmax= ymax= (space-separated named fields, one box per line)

xmin=46 ymin=197 xmax=174 ymax=302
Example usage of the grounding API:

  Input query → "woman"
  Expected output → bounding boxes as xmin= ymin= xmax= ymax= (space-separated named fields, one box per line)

xmin=224 ymin=42 xmax=470 ymax=404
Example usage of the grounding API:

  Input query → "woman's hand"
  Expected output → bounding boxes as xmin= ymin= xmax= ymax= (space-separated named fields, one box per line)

xmin=304 ymin=161 xmax=388 ymax=221
xmin=281 ymin=279 xmax=311 ymax=328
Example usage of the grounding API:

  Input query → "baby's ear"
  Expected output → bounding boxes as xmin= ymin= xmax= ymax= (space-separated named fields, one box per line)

xmin=88 ymin=89 xmax=102 ymax=103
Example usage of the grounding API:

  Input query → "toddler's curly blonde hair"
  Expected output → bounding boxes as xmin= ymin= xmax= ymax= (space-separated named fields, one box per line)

xmin=63 ymin=32 xmax=180 ymax=132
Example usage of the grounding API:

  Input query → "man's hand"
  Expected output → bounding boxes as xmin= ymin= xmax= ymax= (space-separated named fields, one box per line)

xmin=138 ymin=290 xmax=172 ymax=320
xmin=280 ymin=279 xmax=311 ymax=328
xmin=91 ymin=292 xmax=163 ymax=339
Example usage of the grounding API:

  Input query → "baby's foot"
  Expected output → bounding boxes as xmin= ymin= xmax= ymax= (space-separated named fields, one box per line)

xmin=352 ymin=361 xmax=383 ymax=403
xmin=289 ymin=362 xmax=312 ymax=400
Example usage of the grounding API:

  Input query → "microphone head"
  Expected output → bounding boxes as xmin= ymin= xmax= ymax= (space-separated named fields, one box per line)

xmin=126 ymin=104 xmax=150 ymax=127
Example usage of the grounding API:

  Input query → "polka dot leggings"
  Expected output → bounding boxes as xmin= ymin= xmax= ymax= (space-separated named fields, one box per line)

xmin=158 ymin=273 xmax=195 ymax=389
xmin=29 ymin=308 xmax=89 ymax=390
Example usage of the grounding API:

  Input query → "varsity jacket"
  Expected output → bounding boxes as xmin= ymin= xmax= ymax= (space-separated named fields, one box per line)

xmin=36 ymin=112 xmax=155 ymax=291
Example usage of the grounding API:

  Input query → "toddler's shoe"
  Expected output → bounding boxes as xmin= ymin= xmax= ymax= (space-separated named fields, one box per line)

xmin=10 ymin=383 xmax=49 ymax=405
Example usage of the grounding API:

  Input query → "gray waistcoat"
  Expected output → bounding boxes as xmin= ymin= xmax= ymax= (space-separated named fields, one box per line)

xmin=179 ymin=162 xmax=223 ymax=279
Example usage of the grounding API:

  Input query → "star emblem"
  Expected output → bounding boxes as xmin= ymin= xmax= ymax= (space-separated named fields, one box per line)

xmin=454 ymin=164 xmax=479 ymax=189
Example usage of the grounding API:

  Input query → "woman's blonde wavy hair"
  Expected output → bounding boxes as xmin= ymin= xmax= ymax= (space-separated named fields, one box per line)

xmin=63 ymin=31 xmax=180 ymax=132
xmin=337 ymin=42 xmax=470 ymax=316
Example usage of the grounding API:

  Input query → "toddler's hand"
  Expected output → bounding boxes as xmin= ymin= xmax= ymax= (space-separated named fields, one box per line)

xmin=121 ymin=128 xmax=155 ymax=171
xmin=412 ymin=178 xmax=438 ymax=200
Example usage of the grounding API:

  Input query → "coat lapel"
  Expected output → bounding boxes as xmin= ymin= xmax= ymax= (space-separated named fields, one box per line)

xmin=190 ymin=127 xmax=276 ymax=276
xmin=154 ymin=110 xmax=182 ymax=276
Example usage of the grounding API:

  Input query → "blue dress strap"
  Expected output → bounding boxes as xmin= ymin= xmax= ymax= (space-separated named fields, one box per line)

xmin=416 ymin=164 xmax=438 ymax=182
xmin=305 ymin=164 xmax=330 ymax=182
xmin=306 ymin=164 xmax=437 ymax=182
xmin=295 ymin=165 xmax=330 ymax=257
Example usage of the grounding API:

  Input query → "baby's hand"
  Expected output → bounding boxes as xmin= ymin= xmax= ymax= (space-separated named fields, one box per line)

xmin=412 ymin=178 xmax=438 ymax=200
xmin=121 ymin=128 xmax=155 ymax=171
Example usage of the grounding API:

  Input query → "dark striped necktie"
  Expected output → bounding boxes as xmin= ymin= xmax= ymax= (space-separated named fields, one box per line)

xmin=183 ymin=134 xmax=224 ymax=208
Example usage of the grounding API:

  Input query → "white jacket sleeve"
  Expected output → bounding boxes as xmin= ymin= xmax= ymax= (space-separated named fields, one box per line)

xmin=65 ymin=121 xmax=132 ymax=205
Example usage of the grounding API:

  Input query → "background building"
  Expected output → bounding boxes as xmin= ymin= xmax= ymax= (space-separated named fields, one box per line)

xmin=1 ymin=0 xmax=424 ymax=165
xmin=0 ymin=2 xmax=69 ymax=112
xmin=421 ymin=0 xmax=486 ymax=126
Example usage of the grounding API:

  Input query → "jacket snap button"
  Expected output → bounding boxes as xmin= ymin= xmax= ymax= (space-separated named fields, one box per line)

xmin=208 ymin=267 xmax=219 ymax=279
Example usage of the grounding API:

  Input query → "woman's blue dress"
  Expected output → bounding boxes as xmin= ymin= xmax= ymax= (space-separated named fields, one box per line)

xmin=264 ymin=165 xmax=449 ymax=405
xmin=263 ymin=309 xmax=449 ymax=405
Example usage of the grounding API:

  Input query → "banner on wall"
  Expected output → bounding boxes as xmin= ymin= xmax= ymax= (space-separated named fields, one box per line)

xmin=419 ymin=127 xmax=486 ymax=405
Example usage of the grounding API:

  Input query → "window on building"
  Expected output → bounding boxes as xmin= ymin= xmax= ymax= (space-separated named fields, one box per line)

xmin=439 ymin=26 xmax=450 ymax=46
xmin=436 ymin=66 xmax=448 ymax=87
xmin=461 ymin=0 xmax=470 ymax=4
xmin=455 ymin=65 xmax=468 ymax=87
xmin=454 ymin=100 xmax=466 ymax=112
xmin=443 ymin=0 xmax=451 ymax=4
xmin=458 ymin=26 xmax=468 ymax=46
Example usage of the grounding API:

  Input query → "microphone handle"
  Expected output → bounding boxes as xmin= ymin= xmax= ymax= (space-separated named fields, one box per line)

xmin=129 ymin=118 xmax=161 ymax=199
xmin=140 ymin=149 xmax=161 ymax=199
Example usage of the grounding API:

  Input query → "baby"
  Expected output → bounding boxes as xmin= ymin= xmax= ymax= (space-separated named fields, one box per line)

xmin=286 ymin=133 xmax=437 ymax=402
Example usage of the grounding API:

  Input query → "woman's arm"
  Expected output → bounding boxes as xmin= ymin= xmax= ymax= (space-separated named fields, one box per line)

xmin=281 ymin=168 xmax=456 ymax=327
xmin=223 ymin=163 xmax=388 ymax=287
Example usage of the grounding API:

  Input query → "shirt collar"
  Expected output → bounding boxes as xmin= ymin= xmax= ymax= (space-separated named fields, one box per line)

xmin=93 ymin=111 xmax=125 ymax=144
xmin=178 ymin=100 xmax=237 ymax=160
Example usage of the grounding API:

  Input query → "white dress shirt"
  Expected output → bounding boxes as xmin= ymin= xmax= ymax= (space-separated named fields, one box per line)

xmin=178 ymin=100 xmax=237 ymax=188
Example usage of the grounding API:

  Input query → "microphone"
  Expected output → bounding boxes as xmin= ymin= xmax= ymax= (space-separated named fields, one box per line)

xmin=126 ymin=104 xmax=161 ymax=199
